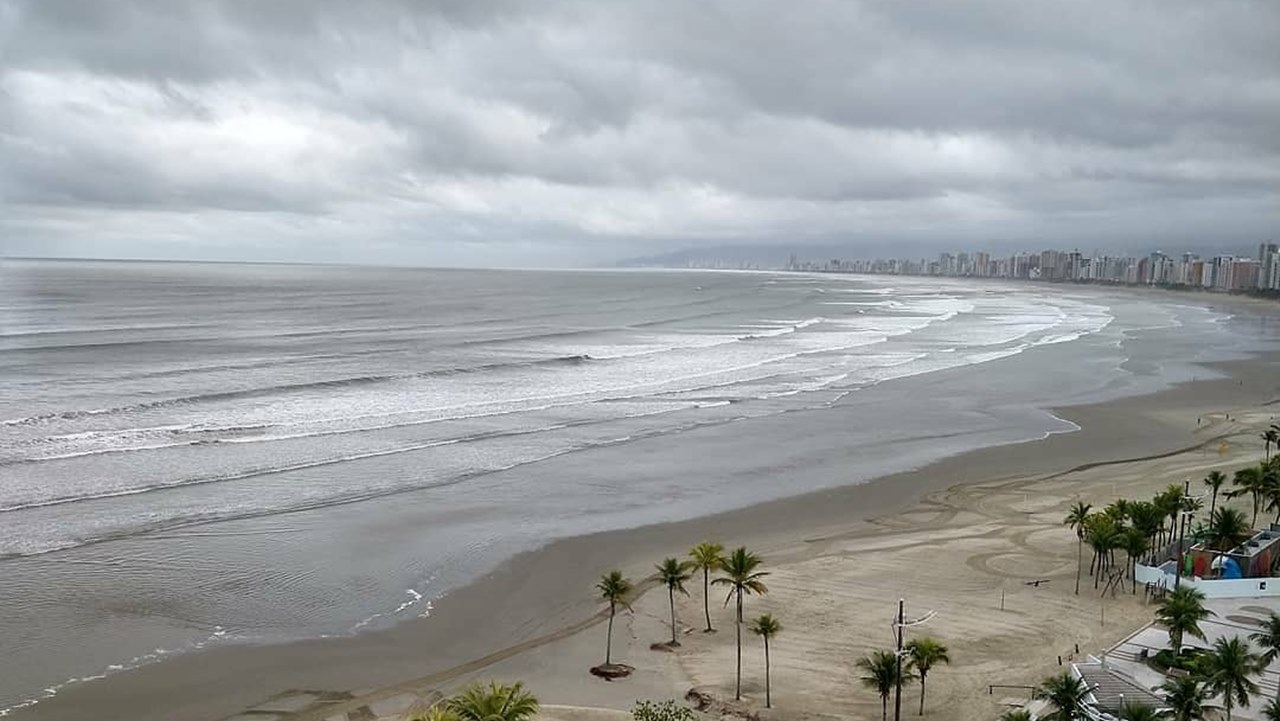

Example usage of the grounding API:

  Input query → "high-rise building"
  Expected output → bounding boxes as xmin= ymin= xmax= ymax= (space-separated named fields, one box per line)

xmin=1259 ymin=243 xmax=1280 ymax=290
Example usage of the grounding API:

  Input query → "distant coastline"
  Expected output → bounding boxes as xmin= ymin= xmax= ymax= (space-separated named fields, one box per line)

xmin=794 ymin=267 xmax=1280 ymax=303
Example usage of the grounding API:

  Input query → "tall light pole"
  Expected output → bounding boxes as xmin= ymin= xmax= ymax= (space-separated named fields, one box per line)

xmin=1174 ymin=480 xmax=1205 ymax=587
xmin=893 ymin=599 xmax=904 ymax=721
xmin=1175 ymin=479 xmax=1189 ymax=586
xmin=891 ymin=599 xmax=937 ymax=721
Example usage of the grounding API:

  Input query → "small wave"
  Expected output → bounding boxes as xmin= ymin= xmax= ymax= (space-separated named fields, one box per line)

xmin=737 ymin=317 xmax=823 ymax=340
xmin=0 ymin=403 xmax=698 ymax=517
xmin=0 ymin=625 xmax=232 ymax=718
xmin=350 ymin=584 xmax=435 ymax=633
xmin=0 ymin=355 xmax=593 ymax=428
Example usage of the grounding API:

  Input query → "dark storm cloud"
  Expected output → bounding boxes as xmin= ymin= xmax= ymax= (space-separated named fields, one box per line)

xmin=1 ymin=0 xmax=1277 ymax=265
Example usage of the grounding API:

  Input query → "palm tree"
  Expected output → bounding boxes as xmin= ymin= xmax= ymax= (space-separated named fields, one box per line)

xmin=905 ymin=637 xmax=950 ymax=716
xmin=1128 ymin=501 xmax=1164 ymax=563
xmin=1251 ymin=612 xmax=1280 ymax=663
xmin=1264 ymin=427 xmax=1280 ymax=462
xmin=1262 ymin=698 xmax=1280 ymax=721
xmin=1205 ymin=471 xmax=1228 ymax=519
xmin=410 ymin=705 xmax=463 ymax=721
xmin=1250 ymin=612 xmax=1280 ymax=699
xmin=654 ymin=557 xmax=693 ymax=646
xmin=1104 ymin=499 xmax=1132 ymax=522
xmin=688 ymin=542 xmax=724 ymax=632
xmin=999 ymin=711 xmax=1033 ymax=721
xmin=750 ymin=614 xmax=781 ymax=708
xmin=1118 ymin=702 xmax=1161 ymax=721
xmin=712 ymin=547 xmax=769 ymax=700
xmin=1265 ymin=468 xmax=1280 ymax=525
xmin=1064 ymin=502 xmax=1092 ymax=595
xmin=446 ymin=682 xmax=540 ymax=721
xmin=1160 ymin=676 xmax=1211 ymax=721
xmin=858 ymin=650 xmax=913 ymax=721
xmin=595 ymin=571 xmax=632 ymax=666
xmin=1200 ymin=636 xmax=1262 ymax=721
xmin=1034 ymin=672 xmax=1090 ymax=721
xmin=1085 ymin=514 xmax=1122 ymax=589
xmin=1208 ymin=507 xmax=1252 ymax=577
xmin=1158 ymin=484 xmax=1186 ymax=545
xmin=1155 ymin=586 xmax=1213 ymax=657
xmin=1121 ymin=527 xmax=1150 ymax=594
xmin=1230 ymin=466 xmax=1267 ymax=528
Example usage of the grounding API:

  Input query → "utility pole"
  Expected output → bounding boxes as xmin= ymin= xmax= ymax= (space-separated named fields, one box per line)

xmin=891 ymin=599 xmax=937 ymax=721
xmin=1175 ymin=479 xmax=1191 ymax=586
xmin=894 ymin=598 xmax=905 ymax=721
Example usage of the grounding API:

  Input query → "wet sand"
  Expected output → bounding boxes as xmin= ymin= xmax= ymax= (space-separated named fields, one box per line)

xmin=16 ymin=338 xmax=1279 ymax=721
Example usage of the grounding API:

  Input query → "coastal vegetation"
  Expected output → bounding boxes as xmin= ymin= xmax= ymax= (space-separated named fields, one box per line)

xmin=1205 ymin=470 xmax=1227 ymax=519
xmin=858 ymin=649 xmax=914 ymax=721
xmin=905 ymin=637 xmax=950 ymax=716
xmin=1033 ymin=672 xmax=1090 ymax=721
xmin=654 ymin=558 xmax=693 ymax=647
xmin=712 ymin=546 xmax=769 ymax=701
xmin=631 ymin=699 xmax=695 ymax=721
xmin=1063 ymin=501 xmax=1092 ymax=595
xmin=1118 ymin=702 xmax=1162 ymax=721
xmin=595 ymin=571 xmax=633 ymax=674
xmin=1156 ymin=586 xmax=1213 ymax=657
xmin=1249 ymin=611 xmax=1280 ymax=666
xmin=1159 ymin=676 xmax=1212 ymax=721
xmin=1200 ymin=636 xmax=1262 ymax=721
xmin=688 ymin=542 xmax=724 ymax=633
xmin=588 ymin=542 xmax=953 ymax=716
xmin=1060 ymin=456 xmax=1280 ymax=600
xmin=749 ymin=613 xmax=781 ymax=708
xmin=407 ymin=682 xmax=538 ymax=721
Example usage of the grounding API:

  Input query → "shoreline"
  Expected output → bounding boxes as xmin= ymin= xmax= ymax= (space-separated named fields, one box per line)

xmin=17 ymin=338 xmax=1280 ymax=721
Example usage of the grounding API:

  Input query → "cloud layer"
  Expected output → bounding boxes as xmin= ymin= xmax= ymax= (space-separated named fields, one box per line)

xmin=2 ymin=0 xmax=1277 ymax=265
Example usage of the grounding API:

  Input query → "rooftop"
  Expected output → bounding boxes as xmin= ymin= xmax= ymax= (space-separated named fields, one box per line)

xmin=1074 ymin=662 xmax=1164 ymax=715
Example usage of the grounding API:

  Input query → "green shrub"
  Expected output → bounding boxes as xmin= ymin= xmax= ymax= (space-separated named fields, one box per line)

xmin=1152 ymin=647 xmax=1205 ymax=674
xmin=632 ymin=700 xmax=696 ymax=721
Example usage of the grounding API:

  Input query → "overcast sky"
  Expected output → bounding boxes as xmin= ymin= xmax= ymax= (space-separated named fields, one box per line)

xmin=1 ymin=1 xmax=1277 ymax=266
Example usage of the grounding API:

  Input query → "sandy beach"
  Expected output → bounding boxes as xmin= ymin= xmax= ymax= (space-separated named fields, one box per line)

xmin=15 ymin=322 xmax=1278 ymax=721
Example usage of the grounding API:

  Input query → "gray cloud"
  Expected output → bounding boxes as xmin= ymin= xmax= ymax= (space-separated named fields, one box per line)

xmin=1 ymin=0 xmax=1277 ymax=265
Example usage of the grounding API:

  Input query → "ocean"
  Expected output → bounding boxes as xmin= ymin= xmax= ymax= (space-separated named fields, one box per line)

xmin=0 ymin=258 xmax=1274 ymax=715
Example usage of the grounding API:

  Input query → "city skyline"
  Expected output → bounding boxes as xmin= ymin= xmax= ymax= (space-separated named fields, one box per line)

xmin=787 ymin=241 xmax=1280 ymax=293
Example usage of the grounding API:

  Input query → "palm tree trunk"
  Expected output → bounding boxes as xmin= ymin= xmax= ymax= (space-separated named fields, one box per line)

xmin=735 ymin=588 xmax=743 ymax=700
xmin=881 ymin=696 xmax=887 ymax=721
xmin=605 ymin=602 xmax=614 ymax=665
xmin=919 ymin=673 xmax=927 ymax=716
xmin=1075 ymin=538 xmax=1082 ymax=595
xmin=669 ymin=587 xmax=678 ymax=645
xmin=1211 ymin=490 xmax=1218 ymax=519
xmin=764 ymin=636 xmax=771 ymax=708
xmin=702 ymin=567 xmax=712 ymax=632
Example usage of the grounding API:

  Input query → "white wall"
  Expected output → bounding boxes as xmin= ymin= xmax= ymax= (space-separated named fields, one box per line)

xmin=1135 ymin=562 xmax=1280 ymax=598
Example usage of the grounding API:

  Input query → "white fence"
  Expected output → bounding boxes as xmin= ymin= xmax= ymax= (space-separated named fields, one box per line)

xmin=1135 ymin=561 xmax=1280 ymax=598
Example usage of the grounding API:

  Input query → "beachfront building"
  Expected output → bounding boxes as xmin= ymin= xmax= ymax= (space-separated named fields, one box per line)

xmin=1072 ymin=660 xmax=1164 ymax=720
xmin=1260 ymin=242 xmax=1280 ymax=290
xmin=1185 ymin=528 xmax=1280 ymax=580
xmin=1015 ymin=660 xmax=1164 ymax=721
xmin=1136 ymin=527 xmax=1280 ymax=598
